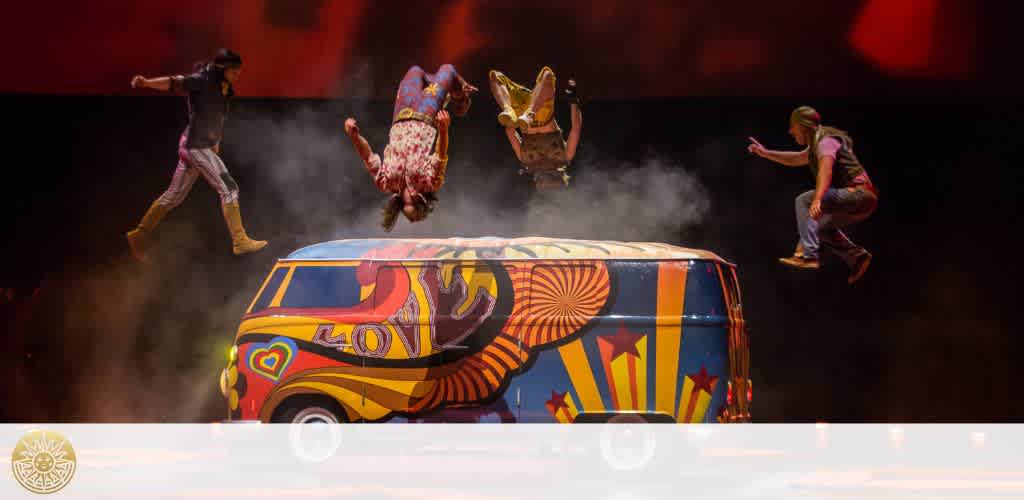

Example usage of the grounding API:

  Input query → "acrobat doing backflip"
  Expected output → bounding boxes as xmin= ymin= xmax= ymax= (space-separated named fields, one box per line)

xmin=344 ymin=64 xmax=477 ymax=232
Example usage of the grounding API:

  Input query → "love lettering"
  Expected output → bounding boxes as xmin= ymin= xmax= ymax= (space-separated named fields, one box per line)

xmin=312 ymin=267 xmax=497 ymax=358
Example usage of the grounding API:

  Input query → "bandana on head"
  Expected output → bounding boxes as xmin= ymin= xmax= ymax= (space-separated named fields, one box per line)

xmin=790 ymin=106 xmax=820 ymax=129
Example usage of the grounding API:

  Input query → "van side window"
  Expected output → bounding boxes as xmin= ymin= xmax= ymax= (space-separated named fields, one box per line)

xmin=280 ymin=266 xmax=362 ymax=309
xmin=251 ymin=267 xmax=288 ymax=313
xmin=684 ymin=261 xmax=727 ymax=319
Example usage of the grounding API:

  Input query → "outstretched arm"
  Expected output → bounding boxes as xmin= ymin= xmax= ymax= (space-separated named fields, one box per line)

xmin=132 ymin=73 xmax=205 ymax=94
xmin=565 ymin=102 xmax=583 ymax=161
xmin=435 ymin=110 xmax=450 ymax=161
xmin=504 ymin=127 xmax=523 ymax=162
xmin=747 ymin=137 xmax=808 ymax=166
xmin=430 ymin=110 xmax=451 ymax=190
xmin=131 ymin=75 xmax=178 ymax=91
xmin=344 ymin=118 xmax=378 ymax=176
xmin=564 ymin=79 xmax=582 ymax=161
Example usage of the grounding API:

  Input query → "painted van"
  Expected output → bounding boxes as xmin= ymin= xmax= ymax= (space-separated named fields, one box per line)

xmin=219 ymin=237 xmax=750 ymax=423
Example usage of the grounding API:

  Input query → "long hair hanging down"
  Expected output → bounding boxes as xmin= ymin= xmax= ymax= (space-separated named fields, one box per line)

xmin=381 ymin=195 xmax=403 ymax=232
xmin=380 ymin=192 xmax=439 ymax=232
xmin=411 ymin=192 xmax=437 ymax=220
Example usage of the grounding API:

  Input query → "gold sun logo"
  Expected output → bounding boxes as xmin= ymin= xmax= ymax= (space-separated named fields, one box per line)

xmin=11 ymin=429 xmax=77 ymax=494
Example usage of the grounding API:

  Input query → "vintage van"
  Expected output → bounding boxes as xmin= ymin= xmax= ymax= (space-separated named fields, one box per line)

xmin=219 ymin=237 xmax=750 ymax=424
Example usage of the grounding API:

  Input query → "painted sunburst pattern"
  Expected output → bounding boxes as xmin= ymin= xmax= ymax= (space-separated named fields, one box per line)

xmin=505 ymin=261 xmax=611 ymax=347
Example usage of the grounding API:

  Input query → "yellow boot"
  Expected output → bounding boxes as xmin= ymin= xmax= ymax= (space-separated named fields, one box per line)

xmin=126 ymin=201 xmax=170 ymax=262
xmin=221 ymin=202 xmax=267 ymax=255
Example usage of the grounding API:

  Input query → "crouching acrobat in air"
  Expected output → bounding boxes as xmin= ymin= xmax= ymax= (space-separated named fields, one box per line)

xmin=488 ymin=66 xmax=583 ymax=192
xmin=748 ymin=106 xmax=878 ymax=284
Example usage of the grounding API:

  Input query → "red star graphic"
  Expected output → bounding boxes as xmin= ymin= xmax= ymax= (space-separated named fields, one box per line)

xmin=689 ymin=366 xmax=719 ymax=394
xmin=600 ymin=322 xmax=645 ymax=362
xmin=546 ymin=390 xmax=569 ymax=412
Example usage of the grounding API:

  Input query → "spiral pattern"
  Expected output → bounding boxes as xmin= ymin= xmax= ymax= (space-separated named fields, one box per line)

xmin=505 ymin=261 xmax=610 ymax=347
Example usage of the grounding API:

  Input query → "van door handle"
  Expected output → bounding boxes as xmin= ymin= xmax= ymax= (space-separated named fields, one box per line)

xmin=439 ymin=344 xmax=469 ymax=350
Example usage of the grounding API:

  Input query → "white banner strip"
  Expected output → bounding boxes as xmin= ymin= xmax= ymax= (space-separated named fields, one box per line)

xmin=2 ymin=424 xmax=1022 ymax=499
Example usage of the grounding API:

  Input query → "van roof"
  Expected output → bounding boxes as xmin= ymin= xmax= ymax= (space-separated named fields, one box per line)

xmin=283 ymin=237 xmax=731 ymax=264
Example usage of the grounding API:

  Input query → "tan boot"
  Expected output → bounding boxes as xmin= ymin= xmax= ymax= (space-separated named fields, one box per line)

xmin=848 ymin=252 xmax=872 ymax=285
xmin=126 ymin=201 xmax=171 ymax=262
xmin=221 ymin=202 xmax=267 ymax=255
xmin=497 ymin=106 xmax=517 ymax=128
xmin=778 ymin=256 xmax=820 ymax=270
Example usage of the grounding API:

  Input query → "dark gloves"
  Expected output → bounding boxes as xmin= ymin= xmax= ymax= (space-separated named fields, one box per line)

xmin=563 ymin=78 xmax=581 ymax=108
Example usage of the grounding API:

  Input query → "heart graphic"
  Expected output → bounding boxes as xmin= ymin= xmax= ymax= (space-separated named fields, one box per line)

xmin=247 ymin=337 xmax=297 ymax=383
xmin=259 ymin=352 xmax=279 ymax=369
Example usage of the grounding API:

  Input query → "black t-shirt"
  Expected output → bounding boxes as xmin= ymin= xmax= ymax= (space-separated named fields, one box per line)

xmin=173 ymin=69 xmax=233 ymax=149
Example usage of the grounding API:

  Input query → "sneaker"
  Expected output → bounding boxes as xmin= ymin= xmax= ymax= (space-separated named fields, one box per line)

xmin=516 ymin=111 xmax=535 ymax=131
xmin=497 ymin=108 xmax=517 ymax=128
xmin=848 ymin=252 xmax=872 ymax=284
xmin=779 ymin=256 xmax=820 ymax=270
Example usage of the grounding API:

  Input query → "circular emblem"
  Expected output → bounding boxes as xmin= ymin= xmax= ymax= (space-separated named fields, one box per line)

xmin=11 ymin=429 xmax=76 ymax=494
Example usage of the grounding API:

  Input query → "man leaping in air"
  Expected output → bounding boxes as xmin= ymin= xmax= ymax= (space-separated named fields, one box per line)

xmin=126 ymin=48 xmax=267 ymax=260
xmin=748 ymin=106 xmax=878 ymax=284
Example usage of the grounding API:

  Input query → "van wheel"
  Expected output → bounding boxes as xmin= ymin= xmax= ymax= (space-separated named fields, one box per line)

xmin=291 ymin=406 xmax=341 ymax=424
xmin=271 ymin=394 xmax=346 ymax=423
xmin=607 ymin=414 xmax=647 ymax=424
xmin=599 ymin=414 xmax=658 ymax=473
xmin=272 ymin=395 xmax=347 ymax=463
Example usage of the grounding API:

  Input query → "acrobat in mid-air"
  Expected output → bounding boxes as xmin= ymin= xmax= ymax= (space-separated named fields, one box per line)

xmin=126 ymin=48 xmax=267 ymax=260
xmin=488 ymin=66 xmax=582 ymax=191
xmin=344 ymin=64 xmax=477 ymax=232
xmin=748 ymin=106 xmax=878 ymax=284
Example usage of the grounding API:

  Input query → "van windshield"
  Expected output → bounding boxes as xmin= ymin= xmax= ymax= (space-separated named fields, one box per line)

xmin=280 ymin=266 xmax=362 ymax=309
xmin=250 ymin=267 xmax=288 ymax=313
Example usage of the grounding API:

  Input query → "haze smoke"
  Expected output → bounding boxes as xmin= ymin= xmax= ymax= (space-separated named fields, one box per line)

xmin=29 ymin=90 xmax=713 ymax=422
xmin=230 ymin=101 xmax=712 ymax=246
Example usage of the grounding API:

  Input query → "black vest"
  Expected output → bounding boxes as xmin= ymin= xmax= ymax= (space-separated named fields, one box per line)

xmin=808 ymin=128 xmax=868 ymax=188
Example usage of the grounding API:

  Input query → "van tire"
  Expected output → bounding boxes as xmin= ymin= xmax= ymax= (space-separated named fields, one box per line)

xmin=599 ymin=416 xmax=658 ymax=472
xmin=272 ymin=395 xmax=348 ymax=463
xmin=271 ymin=394 xmax=347 ymax=424
xmin=607 ymin=414 xmax=647 ymax=424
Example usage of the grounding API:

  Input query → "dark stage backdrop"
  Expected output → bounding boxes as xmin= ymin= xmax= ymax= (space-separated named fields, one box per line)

xmin=1 ymin=95 xmax=1021 ymax=423
xmin=2 ymin=0 xmax=1013 ymax=97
